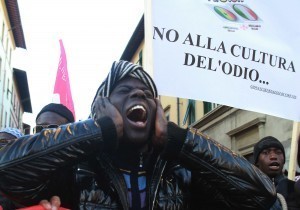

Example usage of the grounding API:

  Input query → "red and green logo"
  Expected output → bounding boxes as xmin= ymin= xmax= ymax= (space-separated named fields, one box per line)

xmin=214 ymin=6 xmax=237 ymax=21
xmin=233 ymin=4 xmax=258 ymax=21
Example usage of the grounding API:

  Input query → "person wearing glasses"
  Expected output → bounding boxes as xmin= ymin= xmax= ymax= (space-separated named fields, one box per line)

xmin=33 ymin=103 xmax=75 ymax=134
xmin=0 ymin=127 xmax=23 ymax=209
xmin=0 ymin=127 xmax=23 ymax=148
xmin=0 ymin=61 xmax=281 ymax=210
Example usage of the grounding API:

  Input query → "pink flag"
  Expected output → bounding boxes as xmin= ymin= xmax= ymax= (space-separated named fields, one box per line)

xmin=53 ymin=39 xmax=76 ymax=120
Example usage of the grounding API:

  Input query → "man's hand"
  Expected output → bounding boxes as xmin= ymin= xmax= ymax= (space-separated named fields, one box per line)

xmin=92 ymin=96 xmax=123 ymax=140
xmin=39 ymin=196 xmax=61 ymax=210
xmin=151 ymin=99 xmax=168 ymax=148
xmin=17 ymin=196 xmax=69 ymax=210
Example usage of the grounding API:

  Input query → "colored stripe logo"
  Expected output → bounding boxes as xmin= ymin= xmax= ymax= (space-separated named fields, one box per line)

xmin=214 ymin=6 xmax=237 ymax=21
xmin=233 ymin=4 xmax=258 ymax=21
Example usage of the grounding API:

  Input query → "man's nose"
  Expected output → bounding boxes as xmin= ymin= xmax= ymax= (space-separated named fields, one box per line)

xmin=269 ymin=152 xmax=278 ymax=160
xmin=131 ymin=89 xmax=146 ymax=99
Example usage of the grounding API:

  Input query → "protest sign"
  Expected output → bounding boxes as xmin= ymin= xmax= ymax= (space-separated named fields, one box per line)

xmin=150 ymin=0 xmax=300 ymax=121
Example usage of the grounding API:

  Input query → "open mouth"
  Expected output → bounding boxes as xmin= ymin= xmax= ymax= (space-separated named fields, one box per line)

xmin=269 ymin=162 xmax=280 ymax=170
xmin=126 ymin=105 xmax=147 ymax=124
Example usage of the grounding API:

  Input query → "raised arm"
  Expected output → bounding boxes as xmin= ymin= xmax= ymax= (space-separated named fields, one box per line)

xmin=164 ymin=122 xmax=280 ymax=209
xmin=0 ymin=118 xmax=117 ymax=206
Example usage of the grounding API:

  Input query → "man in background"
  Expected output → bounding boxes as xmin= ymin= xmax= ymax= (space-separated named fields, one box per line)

xmin=0 ymin=127 xmax=23 ymax=148
xmin=254 ymin=136 xmax=300 ymax=210
xmin=34 ymin=103 xmax=75 ymax=134
xmin=0 ymin=127 xmax=23 ymax=209
xmin=0 ymin=104 xmax=74 ymax=210
xmin=295 ymin=137 xmax=300 ymax=205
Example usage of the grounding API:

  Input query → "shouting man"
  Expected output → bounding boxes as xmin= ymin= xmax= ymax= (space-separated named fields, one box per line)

xmin=0 ymin=61 xmax=281 ymax=210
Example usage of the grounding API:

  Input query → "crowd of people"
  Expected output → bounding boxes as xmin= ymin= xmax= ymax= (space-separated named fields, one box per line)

xmin=0 ymin=60 xmax=299 ymax=210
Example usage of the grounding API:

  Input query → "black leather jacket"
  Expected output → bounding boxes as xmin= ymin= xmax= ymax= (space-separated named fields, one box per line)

xmin=0 ymin=119 xmax=281 ymax=210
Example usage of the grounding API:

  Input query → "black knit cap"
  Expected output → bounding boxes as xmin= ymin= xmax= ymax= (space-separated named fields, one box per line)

xmin=36 ymin=103 xmax=75 ymax=123
xmin=253 ymin=136 xmax=285 ymax=164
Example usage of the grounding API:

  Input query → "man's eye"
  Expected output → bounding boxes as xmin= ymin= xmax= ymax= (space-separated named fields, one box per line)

xmin=118 ymin=88 xmax=130 ymax=93
xmin=144 ymin=90 xmax=154 ymax=98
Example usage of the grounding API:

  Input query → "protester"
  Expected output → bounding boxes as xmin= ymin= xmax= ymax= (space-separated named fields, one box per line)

xmin=298 ymin=136 xmax=300 ymax=168
xmin=0 ymin=127 xmax=23 ymax=148
xmin=0 ymin=127 xmax=23 ymax=210
xmin=295 ymin=137 xmax=300 ymax=206
xmin=0 ymin=103 xmax=74 ymax=210
xmin=0 ymin=60 xmax=281 ymax=210
xmin=33 ymin=103 xmax=75 ymax=134
xmin=254 ymin=136 xmax=300 ymax=210
xmin=298 ymin=136 xmax=300 ymax=179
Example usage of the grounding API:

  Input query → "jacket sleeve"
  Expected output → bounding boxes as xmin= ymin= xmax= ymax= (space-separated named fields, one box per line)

xmin=0 ymin=117 xmax=117 ymax=206
xmin=164 ymin=122 xmax=279 ymax=210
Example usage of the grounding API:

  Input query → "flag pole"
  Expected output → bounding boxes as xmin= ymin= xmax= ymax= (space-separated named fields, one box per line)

xmin=288 ymin=121 xmax=300 ymax=180
xmin=144 ymin=0 xmax=153 ymax=77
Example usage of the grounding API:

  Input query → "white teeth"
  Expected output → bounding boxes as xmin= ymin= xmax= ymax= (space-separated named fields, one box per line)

xmin=130 ymin=105 xmax=146 ymax=112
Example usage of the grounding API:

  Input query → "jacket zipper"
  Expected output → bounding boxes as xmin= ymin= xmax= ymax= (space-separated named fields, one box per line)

xmin=149 ymin=157 xmax=167 ymax=210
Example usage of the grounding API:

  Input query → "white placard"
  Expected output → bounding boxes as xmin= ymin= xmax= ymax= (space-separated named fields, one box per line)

xmin=150 ymin=0 xmax=300 ymax=121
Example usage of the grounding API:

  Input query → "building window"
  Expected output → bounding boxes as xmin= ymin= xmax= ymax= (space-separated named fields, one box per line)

xmin=1 ymin=22 xmax=4 ymax=43
xmin=9 ymin=113 xmax=11 ymax=127
xmin=164 ymin=105 xmax=170 ymax=121
xmin=17 ymin=104 xmax=20 ymax=122
xmin=6 ymin=78 xmax=10 ymax=99
xmin=5 ymin=36 xmax=8 ymax=53
xmin=204 ymin=101 xmax=219 ymax=114
xmin=137 ymin=50 xmax=143 ymax=66
xmin=11 ymin=86 xmax=14 ymax=105
xmin=9 ymin=48 xmax=12 ymax=64
xmin=183 ymin=99 xmax=195 ymax=126
xmin=0 ymin=58 xmax=2 ymax=79
xmin=226 ymin=117 xmax=266 ymax=159
xmin=4 ymin=111 xmax=7 ymax=127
